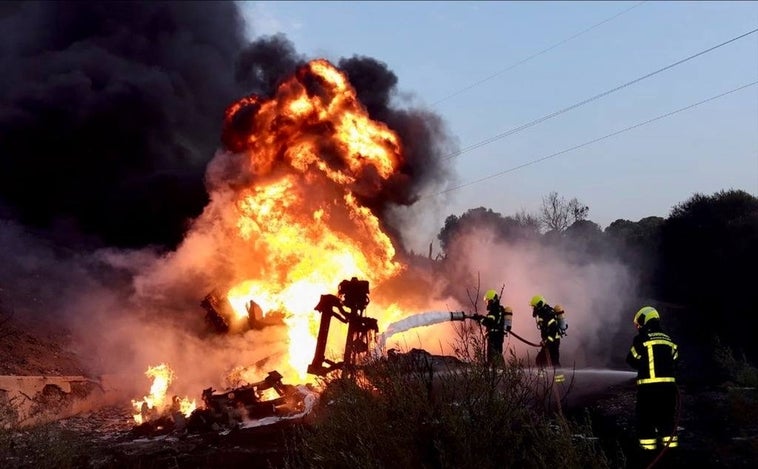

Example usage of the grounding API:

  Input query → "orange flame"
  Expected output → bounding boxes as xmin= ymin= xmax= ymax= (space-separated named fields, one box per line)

xmin=131 ymin=363 xmax=196 ymax=424
xmin=222 ymin=59 xmax=407 ymax=381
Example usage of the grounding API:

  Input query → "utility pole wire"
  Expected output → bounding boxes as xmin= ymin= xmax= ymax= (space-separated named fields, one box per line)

xmin=432 ymin=1 xmax=648 ymax=106
xmin=443 ymin=27 xmax=758 ymax=161
xmin=433 ymin=80 xmax=758 ymax=196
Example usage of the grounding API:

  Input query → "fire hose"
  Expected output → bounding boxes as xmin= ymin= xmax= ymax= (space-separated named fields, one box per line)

xmin=507 ymin=329 xmax=542 ymax=348
xmin=449 ymin=311 xmax=543 ymax=347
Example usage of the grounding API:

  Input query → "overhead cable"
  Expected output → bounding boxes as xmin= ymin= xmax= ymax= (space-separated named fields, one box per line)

xmin=434 ymin=80 xmax=758 ymax=196
xmin=444 ymin=27 xmax=758 ymax=161
xmin=432 ymin=1 xmax=648 ymax=106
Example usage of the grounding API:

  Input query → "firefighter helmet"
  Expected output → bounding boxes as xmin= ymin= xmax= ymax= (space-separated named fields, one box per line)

xmin=530 ymin=295 xmax=545 ymax=307
xmin=554 ymin=304 xmax=564 ymax=314
xmin=503 ymin=306 xmax=513 ymax=314
xmin=484 ymin=289 xmax=497 ymax=301
xmin=633 ymin=306 xmax=660 ymax=327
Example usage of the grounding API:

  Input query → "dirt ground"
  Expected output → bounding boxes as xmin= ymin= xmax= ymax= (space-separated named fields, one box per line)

xmin=0 ymin=318 xmax=87 ymax=376
xmin=1 ymin=317 xmax=757 ymax=468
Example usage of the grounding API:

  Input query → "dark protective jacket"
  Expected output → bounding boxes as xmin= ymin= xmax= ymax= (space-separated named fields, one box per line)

xmin=533 ymin=303 xmax=561 ymax=343
xmin=626 ymin=320 xmax=679 ymax=385
xmin=482 ymin=298 xmax=506 ymax=334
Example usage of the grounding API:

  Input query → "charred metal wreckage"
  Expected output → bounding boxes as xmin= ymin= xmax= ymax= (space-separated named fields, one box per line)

xmin=201 ymin=290 xmax=286 ymax=335
xmin=182 ymin=370 xmax=307 ymax=433
xmin=136 ymin=278 xmax=378 ymax=434
xmin=308 ymin=277 xmax=378 ymax=376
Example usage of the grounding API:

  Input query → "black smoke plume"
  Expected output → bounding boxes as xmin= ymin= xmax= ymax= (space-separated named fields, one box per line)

xmin=338 ymin=56 xmax=454 ymax=215
xmin=0 ymin=3 xmax=454 ymax=253
xmin=0 ymin=1 xmax=247 ymax=249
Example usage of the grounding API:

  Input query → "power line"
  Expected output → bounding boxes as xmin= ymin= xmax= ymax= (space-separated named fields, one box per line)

xmin=444 ymin=26 xmax=758 ymax=161
xmin=433 ymin=80 xmax=758 ymax=196
xmin=432 ymin=1 xmax=648 ymax=106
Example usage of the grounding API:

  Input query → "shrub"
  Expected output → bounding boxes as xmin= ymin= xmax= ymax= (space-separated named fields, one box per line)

xmin=713 ymin=337 xmax=758 ymax=387
xmin=0 ymin=422 xmax=87 ymax=468
xmin=284 ymin=330 xmax=610 ymax=469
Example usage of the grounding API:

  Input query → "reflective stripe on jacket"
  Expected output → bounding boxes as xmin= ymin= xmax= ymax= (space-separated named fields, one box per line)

xmin=534 ymin=304 xmax=561 ymax=342
xmin=626 ymin=327 xmax=678 ymax=385
xmin=482 ymin=301 xmax=506 ymax=333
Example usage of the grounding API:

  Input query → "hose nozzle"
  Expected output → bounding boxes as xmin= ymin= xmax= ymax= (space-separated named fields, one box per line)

xmin=449 ymin=311 xmax=467 ymax=321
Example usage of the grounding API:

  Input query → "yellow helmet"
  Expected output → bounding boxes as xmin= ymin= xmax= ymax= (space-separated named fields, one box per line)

xmin=530 ymin=295 xmax=545 ymax=307
xmin=554 ymin=304 xmax=564 ymax=314
xmin=484 ymin=289 xmax=497 ymax=301
xmin=633 ymin=306 xmax=660 ymax=327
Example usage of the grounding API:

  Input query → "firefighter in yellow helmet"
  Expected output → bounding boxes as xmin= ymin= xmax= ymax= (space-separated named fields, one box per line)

xmin=626 ymin=306 xmax=679 ymax=452
xmin=475 ymin=289 xmax=512 ymax=365
xmin=530 ymin=295 xmax=563 ymax=382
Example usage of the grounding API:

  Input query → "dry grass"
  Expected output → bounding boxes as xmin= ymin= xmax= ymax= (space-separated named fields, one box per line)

xmin=283 ymin=328 xmax=611 ymax=469
xmin=0 ymin=422 xmax=88 ymax=469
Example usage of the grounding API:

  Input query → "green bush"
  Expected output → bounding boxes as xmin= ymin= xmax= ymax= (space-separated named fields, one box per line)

xmin=0 ymin=422 xmax=87 ymax=468
xmin=713 ymin=337 xmax=758 ymax=387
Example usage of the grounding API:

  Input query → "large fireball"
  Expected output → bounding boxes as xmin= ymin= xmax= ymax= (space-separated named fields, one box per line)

xmin=218 ymin=59 xmax=407 ymax=380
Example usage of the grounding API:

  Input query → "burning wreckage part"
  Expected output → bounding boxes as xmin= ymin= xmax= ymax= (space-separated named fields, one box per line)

xmin=308 ymin=278 xmax=376 ymax=376
xmin=201 ymin=291 xmax=285 ymax=335
xmin=131 ymin=363 xmax=196 ymax=425
xmin=196 ymin=371 xmax=307 ymax=424
xmin=131 ymin=279 xmax=375 ymax=432
xmin=131 ymin=366 xmax=313 ymax=433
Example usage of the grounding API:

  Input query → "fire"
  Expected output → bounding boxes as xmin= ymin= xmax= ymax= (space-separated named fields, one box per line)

xmin=131 ymin=363 xmax=196 ymax=424
xmin=221 ymin=59 xmax=407 ymax=381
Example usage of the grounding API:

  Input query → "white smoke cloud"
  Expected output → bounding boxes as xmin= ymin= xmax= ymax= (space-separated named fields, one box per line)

xmin=429 ymin=225 xmax=636 ymax=368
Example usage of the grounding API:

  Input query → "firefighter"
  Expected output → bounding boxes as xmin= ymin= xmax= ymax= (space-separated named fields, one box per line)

xmin=626 ymin=306 xmax=679 ymax=452
xmin=531 ymin=295 xmax=563 ymax=382
xmin=475 ymin=289 xmax=512 ymax=365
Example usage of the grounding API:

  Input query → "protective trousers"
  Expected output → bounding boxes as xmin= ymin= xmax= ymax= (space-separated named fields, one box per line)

xmin=636 ymin=382 xmax=678 ymax=450
xmin=536 ymin=340 xmax=560 ymax=368
xmin=486 ymin=332 xmax=504 ymax=365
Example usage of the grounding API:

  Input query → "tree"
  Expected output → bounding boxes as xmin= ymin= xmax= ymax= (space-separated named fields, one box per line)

xmin=568 ymin=197 xmax=589 ymax=224
xmin=437 ymin=207 xmax=541 ymax=256
xmin=539 ymin=191 xmax=589 ymax=233
xmin=512 ymin=208 xmax=541 ymax=235
xmin=605 ymin=216 xmax=664 ymax=296
xmin=661 ymin=189 xmax=758 ymax=363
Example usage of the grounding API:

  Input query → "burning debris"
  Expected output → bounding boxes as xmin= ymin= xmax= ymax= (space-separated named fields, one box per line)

xmin=201 ymin=290 xmax=285 ymax=335
xmin=129 ymin=363 xmax=315 ymax=437
xmin=130 ymin=278 xmax=380 ymax=436
xmin=192 ymin=371 xmax=308 ymax=429
xmin=131 ymin=364 xmax=196 ymax=427
xmin=308 ymin=278 xmax=378 ymax=376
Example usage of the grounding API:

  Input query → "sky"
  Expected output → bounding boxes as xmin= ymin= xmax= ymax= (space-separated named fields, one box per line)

xmin=239 ymin=0 xmax=758 ymax=236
